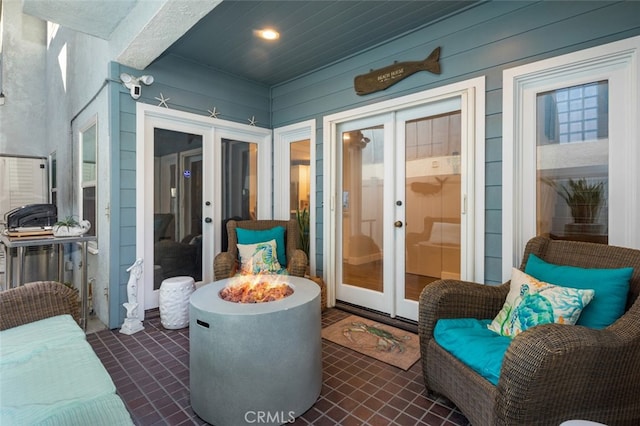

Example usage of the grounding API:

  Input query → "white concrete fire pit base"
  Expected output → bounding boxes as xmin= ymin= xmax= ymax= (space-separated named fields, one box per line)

xmin=189 ymin=276 xmax=322 ymax=426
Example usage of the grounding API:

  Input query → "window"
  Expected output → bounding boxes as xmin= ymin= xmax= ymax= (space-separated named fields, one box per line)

xmin=273 ymin=120 xmax=316 ymax=274
xmin=502 ymin=36 xmax=640 ymax=280
xmin=50 ymin=152 xmax=57 ymax=206
xmin=290 ymin=139 xmax=311 ymax=213
xmin=536 ymin=81 xmax=609 ymax=243
xmin=79 ymin=117 xmax=97 ymax=249
xmin=537 ymin=81 xmax=608 ymax=145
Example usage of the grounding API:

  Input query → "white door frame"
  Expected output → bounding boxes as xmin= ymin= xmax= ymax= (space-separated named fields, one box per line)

xmin=136 ymin=103 xmax=271 ymax=314
xmin=323 ymin=77 xmax=486 ymax=314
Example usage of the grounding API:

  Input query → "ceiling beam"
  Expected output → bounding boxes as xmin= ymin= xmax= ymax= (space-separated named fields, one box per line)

xmin=113 ymin=0 xmax=222 ymax=70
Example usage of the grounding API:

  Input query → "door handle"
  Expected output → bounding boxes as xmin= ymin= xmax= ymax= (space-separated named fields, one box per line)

xmin=204 ymin=217 xmax=212 ymax=223
xmin=394 ymin=220 xmax=403 ymax=228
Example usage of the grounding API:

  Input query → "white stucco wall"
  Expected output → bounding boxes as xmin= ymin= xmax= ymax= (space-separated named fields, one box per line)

xmin=45 ymin=25 xmax=113 ymax=327
xmin=0 ymin=0 xmax=47 ymax=155
xmin=1 ymin=1 xmax=115 ymax=327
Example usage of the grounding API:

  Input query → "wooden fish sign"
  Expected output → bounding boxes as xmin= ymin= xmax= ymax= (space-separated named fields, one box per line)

xmin=354 ymin=47 xmax=441 ymax=96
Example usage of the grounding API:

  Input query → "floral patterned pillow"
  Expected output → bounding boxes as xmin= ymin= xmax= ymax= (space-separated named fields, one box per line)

xmin=487 ymin=268 xmax=595 ymax=337
xmin=237 ymin=239 xmax=282 ymax=274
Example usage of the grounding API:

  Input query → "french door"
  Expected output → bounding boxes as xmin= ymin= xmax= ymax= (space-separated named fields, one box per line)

xmin=332 ymin=84 xmax=481 ymax=321
xmin=137 ymin=104 xmax=271 ymax=313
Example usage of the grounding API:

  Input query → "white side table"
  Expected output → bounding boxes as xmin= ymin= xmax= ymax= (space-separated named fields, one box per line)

xmin=159 ymin=276 xmax=195 ymax=329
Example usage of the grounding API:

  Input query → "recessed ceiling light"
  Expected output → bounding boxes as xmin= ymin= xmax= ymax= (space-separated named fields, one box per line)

xmin=256 ymin=28 xmax=280 ymax=41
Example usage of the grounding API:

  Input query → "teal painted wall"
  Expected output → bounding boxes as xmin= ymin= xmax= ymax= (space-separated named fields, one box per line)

xmin=108 ymin=1 xmax=640 ymax=326
xmin=108 ymin=58 xmax=269 ymax=328
xmin=270 ymin=0 xmax=640 ymax=284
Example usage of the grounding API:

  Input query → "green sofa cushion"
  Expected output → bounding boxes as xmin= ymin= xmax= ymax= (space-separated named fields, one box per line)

xmin=0 ymin=315 xmax=132 ymax=425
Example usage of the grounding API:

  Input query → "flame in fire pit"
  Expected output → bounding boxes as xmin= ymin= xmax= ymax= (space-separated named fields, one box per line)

xmin=219 ymin=276 xmax=294 ymax=303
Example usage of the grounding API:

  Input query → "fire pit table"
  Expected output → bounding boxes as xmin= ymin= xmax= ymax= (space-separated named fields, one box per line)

xmin=189 ymin=275 xmax=322 ymax=426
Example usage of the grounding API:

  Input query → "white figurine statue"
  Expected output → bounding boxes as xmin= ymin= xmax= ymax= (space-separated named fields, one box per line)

xmin=120 ymin=258 xmax=145 ymax=335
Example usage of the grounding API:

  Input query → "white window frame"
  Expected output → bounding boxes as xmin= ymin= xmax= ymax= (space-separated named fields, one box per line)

xmin=273 ymin=119 xmax=316 ymax=275
xmin=79 ymin=115 xmax=98 ymax=253
xmin=502 ymin=35 xmax=640 ymax=280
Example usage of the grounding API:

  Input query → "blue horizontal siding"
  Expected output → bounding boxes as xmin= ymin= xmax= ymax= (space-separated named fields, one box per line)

xmin=271 ymin=0 xmax=640 ymax=284
xmin=107 ymin=1 xmax=640 ymax=327
xmin=143 ymin=55 xmax=271 ymax=127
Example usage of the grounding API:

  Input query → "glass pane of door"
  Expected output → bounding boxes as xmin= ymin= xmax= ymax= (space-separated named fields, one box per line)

xmin=154 ymin=129 xmax=202 ymax=290
xmin=341 ymin=126 xmax=384 ymax=293
xmin=182 ymin=152 xmax=203 ymax=244
xmin=290 ymin=139 xmax=310 ymax=257
xmin=81 ymin=123 xmax=97 ymax=237
xmin=536 ymin=81 xmax=609 ymax=244
xmin=220 ymin=138 xmax=259 ymax=252
xmin=404 ymin=112 xmax=461 ymax=301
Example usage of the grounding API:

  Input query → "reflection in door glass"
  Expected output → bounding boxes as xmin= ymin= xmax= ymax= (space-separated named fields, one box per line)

xmin=342 ymin=127 xmax=384 ymax=292
xmin=405 ymin=111 xmax=461 ymax=301
xmin=153 ymin=129 xmax=203 ymax=289
xmin=536 ymin=81 xmax=609 ymax=244
xmin=290 ymin=139 xmax=311 ymax=257
xmin=221 ymin=139 xmax=258 ymax=220
xmin=220 ymin=139 xmax=258 ymax=250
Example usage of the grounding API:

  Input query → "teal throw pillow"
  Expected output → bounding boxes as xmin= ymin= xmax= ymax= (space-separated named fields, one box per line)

xmin=236 ymin=226 xmax=287 ymax=267
xmin=524 ymin=253 xmax=633 ymax=329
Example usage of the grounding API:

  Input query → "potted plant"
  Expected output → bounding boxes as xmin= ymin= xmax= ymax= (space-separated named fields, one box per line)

xmin=545 ymin=178 xmax=605 ymax=235
xmin=53 ymin=216 xmax=91 ymax=237
xmin=295 ymin=207 xmax=310 ymax=260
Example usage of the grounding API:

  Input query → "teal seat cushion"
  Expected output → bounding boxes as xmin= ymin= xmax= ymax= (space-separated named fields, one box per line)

xmin=525 ymin=253 xmax=633 ymax=329
xmin=434 ymin=318 xmax=511 ymax=385
xmin=0 ymin=315 xmax=133 ymax=426
xmin=236 ymin=226 xmax=287 ymax=267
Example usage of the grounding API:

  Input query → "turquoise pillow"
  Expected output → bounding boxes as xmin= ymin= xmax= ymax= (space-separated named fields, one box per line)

xmin=236 ymin=226 xmax=287 ymax=267
xmin=524 ymin=253 xmax=633 ymax=329
xmin=434 ymin=318 xmax=511 ymax=385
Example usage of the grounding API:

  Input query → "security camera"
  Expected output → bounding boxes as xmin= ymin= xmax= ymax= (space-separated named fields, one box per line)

xmin=120 ymin=72 xmax=154 ymax=100
xmin=130 ymin=83 xmax=142 ymax=99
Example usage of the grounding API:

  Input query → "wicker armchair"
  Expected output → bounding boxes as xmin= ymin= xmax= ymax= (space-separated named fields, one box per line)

xmin=0 ymin=281 xmax=80 ymax=331
xmin=213 ymin=219 xmax=308 ymax=280
xmin=419 ymin=236 xmax=640 ymax=426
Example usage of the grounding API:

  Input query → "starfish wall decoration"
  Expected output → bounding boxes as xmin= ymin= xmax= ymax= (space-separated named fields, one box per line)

xmin=155 ymin=93 xmax=170 ymax=108
xmin=248 ymin=116 xmax=257 ymax=126
xmin=207 ymin=107 xmax=220 ymax=118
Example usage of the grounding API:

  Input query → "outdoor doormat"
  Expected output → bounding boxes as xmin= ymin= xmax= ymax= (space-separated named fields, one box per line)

xmin=322 ymin=315 xmax=420 ymax=370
